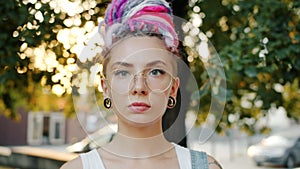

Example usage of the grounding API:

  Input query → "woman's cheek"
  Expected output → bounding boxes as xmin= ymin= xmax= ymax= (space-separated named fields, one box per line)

xmin=149 ymin=93 xmax=169 ymax=114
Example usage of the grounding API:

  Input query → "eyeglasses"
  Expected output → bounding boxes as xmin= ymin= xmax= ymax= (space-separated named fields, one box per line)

xmin=103 ymin=68 xmax=175 ymax=94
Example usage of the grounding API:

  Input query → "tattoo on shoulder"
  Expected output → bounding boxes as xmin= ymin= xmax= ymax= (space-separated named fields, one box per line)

xmin=208 ymin=160 xmax=223 ymax=169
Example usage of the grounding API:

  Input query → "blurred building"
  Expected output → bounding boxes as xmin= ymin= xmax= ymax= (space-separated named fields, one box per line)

xmin=0 ymin=110 xmax=86 ymax=146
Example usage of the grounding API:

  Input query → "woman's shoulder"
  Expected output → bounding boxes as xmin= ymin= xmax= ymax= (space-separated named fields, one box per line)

xmin=206 ymin=154 xmax=223 ymax=169
xmin=60 ymin=149 xmax=105 ymax=169
xmin=60 ymin=156 xmax=83 ymax=169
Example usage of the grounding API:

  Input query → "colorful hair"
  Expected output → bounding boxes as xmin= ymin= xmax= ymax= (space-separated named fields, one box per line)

xmin=99 ymin=0 xmax=179 ymax=54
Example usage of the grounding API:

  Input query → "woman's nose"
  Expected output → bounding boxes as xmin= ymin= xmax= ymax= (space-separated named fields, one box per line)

xmin=131 ymin=75 xmax=148 ymax=95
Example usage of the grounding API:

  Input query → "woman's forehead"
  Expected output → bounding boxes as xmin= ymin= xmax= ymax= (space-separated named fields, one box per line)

xmin=108 ymin=36 xmax=174 ymax=67
xmin=110 ymin=36 xmax=170 ymax=55
xmin=108 ymin=55 xmax=173 ymax=71
xmin=112 ymin=49 xmax=172 ymax=61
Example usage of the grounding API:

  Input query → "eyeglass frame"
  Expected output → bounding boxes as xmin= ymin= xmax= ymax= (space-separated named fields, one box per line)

xmin=100 ymin=68 xmax=177 ymax=94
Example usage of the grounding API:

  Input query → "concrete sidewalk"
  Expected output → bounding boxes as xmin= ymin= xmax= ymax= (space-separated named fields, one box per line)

xmin=0 ymin=144 xmax=77 ymax=169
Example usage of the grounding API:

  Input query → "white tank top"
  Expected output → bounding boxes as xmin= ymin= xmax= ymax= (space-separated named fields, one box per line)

xmin=80 ymin=143 xmax=192 ymax=169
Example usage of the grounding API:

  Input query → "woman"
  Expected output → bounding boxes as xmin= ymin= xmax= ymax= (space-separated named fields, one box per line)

xmin=61 ymin=0 xmax=223 ymax=169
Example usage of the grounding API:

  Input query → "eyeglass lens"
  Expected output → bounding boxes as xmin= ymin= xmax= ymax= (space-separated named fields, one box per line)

xmin=108 ymin=68 xmax=173 ymax=94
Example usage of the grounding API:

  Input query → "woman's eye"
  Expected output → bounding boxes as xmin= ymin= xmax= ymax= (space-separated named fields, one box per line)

xmin=114 ymin=70 xmax=130 ymax=78
xmin=149 ymin=69 xmax=165 ymax=76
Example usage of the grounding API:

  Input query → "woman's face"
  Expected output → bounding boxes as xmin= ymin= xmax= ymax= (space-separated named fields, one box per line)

xmin=102 ymin=36 xmax=180 ymax=127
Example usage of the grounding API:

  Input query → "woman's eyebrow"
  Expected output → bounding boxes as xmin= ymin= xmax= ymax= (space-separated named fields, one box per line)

xmin=111 ymin=62 xmax=133 ymax=68
xmin=146 ymin=60 xmax=167 ymax=67
xmin=111 ymin=60 xmax=167 ymax=68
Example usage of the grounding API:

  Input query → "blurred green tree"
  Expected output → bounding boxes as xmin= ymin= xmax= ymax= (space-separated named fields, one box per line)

xmin=188 ymin=0 xmax=300 ymax=134
xmin=0 ymin=0 xmax=110 ymax=119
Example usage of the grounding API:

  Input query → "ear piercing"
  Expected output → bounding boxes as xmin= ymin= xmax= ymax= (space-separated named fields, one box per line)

xmin=167 ymin=96 xmax=176 ymax=109
xmin=104 ymin=98 xmax=112 ymax=109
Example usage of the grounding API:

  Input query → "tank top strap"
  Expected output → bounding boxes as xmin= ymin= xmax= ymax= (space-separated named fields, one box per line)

xmin=80 ymin=149 xmax=106 ymax=169
xmin=173 ymin=143 xmax=192 ymax=169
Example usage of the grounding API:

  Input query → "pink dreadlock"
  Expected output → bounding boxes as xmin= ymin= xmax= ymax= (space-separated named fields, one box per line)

xmin=99 ymin=0 xmax=179 ymax=55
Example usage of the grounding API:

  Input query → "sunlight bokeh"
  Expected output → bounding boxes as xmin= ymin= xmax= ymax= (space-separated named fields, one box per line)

xmin=20 ymin=0 xmax=103 ymax=96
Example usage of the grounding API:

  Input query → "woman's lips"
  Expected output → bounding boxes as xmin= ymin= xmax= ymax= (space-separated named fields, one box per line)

xmin=128 ymin=102 xmax=151 ymax=113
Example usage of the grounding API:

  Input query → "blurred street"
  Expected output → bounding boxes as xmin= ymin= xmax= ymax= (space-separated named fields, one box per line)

xmin=1 ymin=128 xmax=300 ymax=169
xmin=190 ymin=137 xmax=261 ymax=169
xmin=188 ymin=126 xmax=300 ymax=169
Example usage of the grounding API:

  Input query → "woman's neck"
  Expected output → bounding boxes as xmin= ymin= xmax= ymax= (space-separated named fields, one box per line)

xmin=101 ymin=119 xmax=174 ymax=158
xmin=117 ymin=118 xmax=164 ymax=138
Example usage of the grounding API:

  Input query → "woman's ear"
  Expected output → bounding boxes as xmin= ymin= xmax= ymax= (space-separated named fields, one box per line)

xmin=101 ymin=78 xmax=109 ymax=97
xmin=170 ymin=77 xmax=180 ymax=99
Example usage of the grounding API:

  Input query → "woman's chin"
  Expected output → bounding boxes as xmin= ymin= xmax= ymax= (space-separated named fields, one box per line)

xmin=121 ymin=114 xmax=162 ymax=127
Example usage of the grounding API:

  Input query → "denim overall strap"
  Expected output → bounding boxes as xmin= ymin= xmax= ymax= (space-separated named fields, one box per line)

xmin=190 ymin=150 xmax=209 ymax=169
